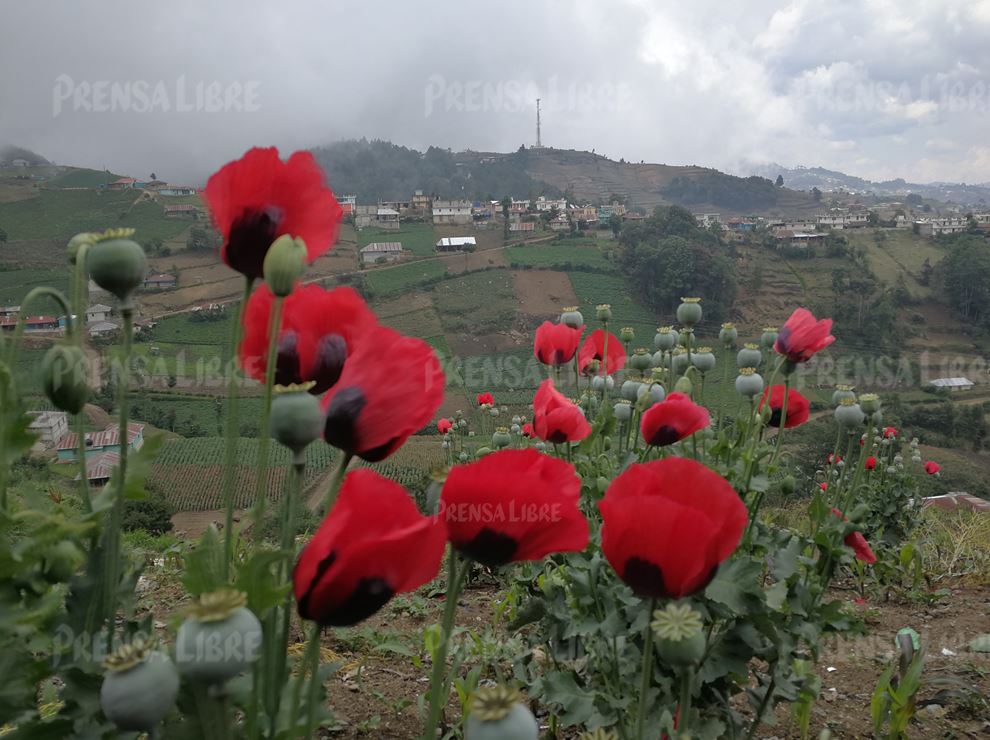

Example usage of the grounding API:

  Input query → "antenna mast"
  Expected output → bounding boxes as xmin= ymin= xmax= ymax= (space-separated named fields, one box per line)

xmin=536 ymin=98 xmax=542 ymax=148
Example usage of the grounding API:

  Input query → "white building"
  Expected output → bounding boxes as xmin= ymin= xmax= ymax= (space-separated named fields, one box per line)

xmin=928 ymin=377 xmax=975 ymax=392
xmin=360 ymin=242 xmax=403 ymax=265
xmin=376 ymin=207 xmax=401 ymax=230
xmin=694 ymin=213 xmax=722 ymax=228
xmin=435 ymin=236 xmax=476 ymax=252
xmin=88 ymin=321 xmax=120 ymax=337
xmin=535 ymin=196 xmax=567 ymax=212
xmin=432 ymin=200 xmax=473 ymax=225
xmin=86 ymin=304 xmax=112 ymax=323
xmin=816 ymin=212 xmax=869 ymax=229
xmin=914 ymin=217 xmax=969 ymax=237
xmin=28 ymin=411 xmax=70 ymax=449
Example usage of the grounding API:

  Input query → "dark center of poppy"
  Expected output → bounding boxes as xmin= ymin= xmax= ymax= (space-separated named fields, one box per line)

xmin=225 ymin=207 xmax=282 ymax=280
xmin=323 ymin=386 xmax=367 ymax=453
xmin=768 ymin=409 xmax=783 ymax=427
xmin=276 ymin=330 xmax=304 ymax=387
xmin=648 ymin=425 xmax=682 ymax=447
xmin=546 ymin=429 xmax=570 ymax=444
xmin=309 ymin=334 xmax=348 ymax=394
xmin=623 ymin=558 xmax=670 ymax=598
xmin=321 ymin=577 xmax=394 ymax=627
xmin=775 ymin=327 xmax=792 ymax=353
xmin=457 ymin=528 xmax=518 ymax=568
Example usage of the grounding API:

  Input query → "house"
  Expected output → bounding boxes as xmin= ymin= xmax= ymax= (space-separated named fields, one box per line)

xmin=694 ymin=213 xmax=722 ymax=228
xmin=86 ymin=304 xmax=112 ymax=323
xmin=973 ymin=213 xmax=990 ymax=230
xmin=87 ymin=321 xmax=120 ymax=337
xmin=597 ymin=203 xmax=627 ymax=222
xmin=435 ymin=236 xmax=476 ymax=252
xmin=922 ymin=493 xmax=990 ymax=513
xmin=338 ymin=195 xmax=358 ymax=209
xmin=19 ymin=316 xmax=60 ymax=333
xmin=143 ymin=273 xmax=177 ymax=289
xmin=56 ymin=422 xmax=145 ymax=462
xmin=622 ymin=211 xmax=646 ymax=221
xmin=433 ymin=200 xmax=473 ymax=225
xmin=11 ymin=158 xmax=29 ymax=168
xmin=725 ymin=217 xmax=756 ymax=231
xmin=0 ymin=305 xmax=20 ymax=320
xmin=354 ymin=205 xmax=377 ymax=229
xmin=360 ymin=242 xmax=404 ymax=265
xmin=380 ymin=199 xmax=411 ymax=212
xmin=914 ymin=217 xmax=969 ymax=237
xmin=75 ymin=452 xmax=121 ymax=487
xmin=569 ymin=205 xmax=599 ymax=224
xmin=928 ymin=377 xmax=975 ymax=392
xmin=549 ymin=215 xmax=570 ymax=231
xmin=376 ymin=207 xmax=401 ymax=230
xmin=535 ymin=196 xmax=567 ymax=212
xmin=107 ymin=177 xmax=136 ymax=191
xmin=163 ymin=204 xmax=199 ymax=218
xmin=28 ymin=411 xmax=70 ymax=449
xmin=775 ymin=230 xmax=825 ymax=249
xmin=816 ymin=212 xmax=869 ymax=229
xmin=411 ymin=190 xmax=432 ymax=210
xmin=509 ymin=222 xmax=536 ymax=233
xmin=141 ymin=180 xmax=168 ymax=191
xmin=159 ymin=185 xmax=197 ymax=196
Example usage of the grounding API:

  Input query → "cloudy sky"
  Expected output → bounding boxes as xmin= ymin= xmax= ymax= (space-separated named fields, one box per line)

xmin=2 ymin=0 xmax=989 ymax=185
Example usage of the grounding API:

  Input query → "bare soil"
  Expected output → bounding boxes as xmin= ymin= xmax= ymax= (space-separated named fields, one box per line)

xmin=511 ymin=269 xmax=579 ymax=316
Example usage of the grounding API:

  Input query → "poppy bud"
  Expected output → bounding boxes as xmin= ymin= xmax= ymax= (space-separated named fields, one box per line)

xmin=719 ymin=322 xmax=738 ymax=346
xmin=619 ymin=326 xmax=635 ymax=343
xmin=263 ymin=234 xmax=307 ymax=297
xmin=737 ymin=344 xmax=762 ymax=369
xmin=475 ymin=446 xmax=492 ymax=458
xmin=533 ymin=442 xmax=546 ymax=452
xmin=780 ymin=475 xmax=796 ymax=494
xmin=560 ymin=306 xmax=584 ymax=329
xmin=591 ymin=375 xmax=614 ymax=392
xmin=760 ymin=327 xmax=779 ymax=349
xmin=642 ymin=382 xmax=665 ymax=406
xmin=676 ymin=297 xmax=702 ymax=328
xmin=629 ymin=348 xmax=652 ymax=372
xmin=834 ymin=399 xmax=866 ymax=429
xmin=859 ymin=393 xmax=881 ymax=415
xmin=735 ymin=368 xmax=764 ymax=398
xmin=691 ymin=348 xmax=716 ymax=373
xmin=596 ymin=303 xmax=612 ymax=322
xmin=492 ymin=428 xmax=512 ymax=449
xmin=651 ymin=602 xmax=706 ymax=668
xmin=673 ymin=375 xmax=693 ymax=395
xmin=464 ymin=686 xmax=538 ymax=740
xmin=613 ymin=400 xmax=632 ymax=422
xmin=459 ymin=451 xmax=470 ymax=462
xmin=654 ymin=326 xmax=678 ymax=351
xmin=651 ymin=350 xmax=666 ymax=368
xmin=87 ymin=232 xmax=147 ymax=305
xmin=596 ymin=476 xmax=609 ymax=493
xmin=270 ymin=385 xmax=324 ymax=458
xmin=831 ymin=385 xmax=856 ymax=405
xmin=621 ymin=380 xmax=643 ymax=401
xmin=872 ymin=410 xmax=883 ymax=427
xmin=100 ymin=639 xmax=180 ymax=733
xmin=67 ymin=231 xmax=97 ymax=264
xmin=41 ymin=344 xmax=89 ymax=414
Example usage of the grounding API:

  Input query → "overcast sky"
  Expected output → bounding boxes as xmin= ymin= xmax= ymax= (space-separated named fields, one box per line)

xmin=2 ymin=0 xmax=989 ymax=185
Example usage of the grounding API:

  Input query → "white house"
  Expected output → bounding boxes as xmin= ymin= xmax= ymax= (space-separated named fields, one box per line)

xmin=928 ymin=377 xmax=975 ymax=392
xmin=816 ymin=212 xmax=869 ymax=229
xmin=432 ymin=200 xmax=473 ymax=225
xmin=435 ymin=236 xmax=476 ymax=252
xmin=360 ymin=242 xmax=404 ymax=265
xmin=159 ymin=185 xmax=197 ymax=196
xmin=28 ymin=411 xmax=69 ymax=449
xmin=86 ymin=304 xmax=112 ymax=323
xmin=914 ymin=217 xmax=969 ymax=237
xmin=535 ymin=196 xmax=567 ymax=212
xmin=376 ymin=207 xmax=401 ymax=230
xmin=88 ymin=321 xmax=120 ymax=337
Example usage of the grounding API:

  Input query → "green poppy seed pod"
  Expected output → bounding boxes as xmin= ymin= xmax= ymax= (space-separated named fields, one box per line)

xmin=492 ymin=428 xmax=512 ymax=449
xmin=834 ymin=400 xmax=866 ymax=429
xmin=859 ymin=393 xmax=881 ymax=415
xmin=621 ymin=380 xmax=644 ymax=401
xmin=596 ymin=476 xmax=609 ymax=494
xmin=613 ymin=400 xmax=632 ymax=422
xmin=760 ymin=327 xmax=779 ymax=349
xmin=735 ymin=368 xmax=764 ymax=398
xmin=674 ymin=375 xmax=693 ymax=395
xmin=671 ymin=349 xmax=690 ymax=375
xmin=602 ymin=436 xmax=612 ymax=450
xmin=780 ymin=475 xmax=796 ymax=494
xmin=100 ymin=644 xmax=180 ymax=732
xmin=691 ymin=348 xmax=716 ymax=373
xmin=736 ymin=344 xmax=762 ymax=369
xmin=644 ymin=382 xmax=665 ymax=405
xmin=475 ymin=446 xmax=492 ymax=458
xmin=893 ymin=454 xmax=903 ymax=465
xmin=533 ymin=442 xmax=546 ymax=452
xmin=676 ymin=297 xmax=702 ymax=328
xmin=489 ymin=407 xmax=500 ymax=417
xmin=41 ymin=344 xmax=89 ymax=414
xmin=511 ymin=415 xmax=522 ymax=426
xmin=596 ymin=303 xmax=612 ymax=322
xmin=67 ymin=231 xmax=97 ymax=265
xmin=630 ymin=348 xmax=652 ymax=372
xmin=585 ymin=392 xmax=600 ymax=413
xmin=263 ymin=234 xmax=307 ymax=297
xmin=654 ymin=327 xmax=678 ymax=351
xmin=560 ymin=306 xmax=584 ymax=329
xmin=591 ymin=375 xmax=614 ymax=392
xmin=656 ymin=630 xmax=706 ymax=668
xmin=911 ymin=454 xmax=922 ymax=464
xmin=831 ymin=385 xmax=857 ymax=406
xmin=719 ymin=322 xmax=738 ymax=346
xmin=619 ymin=326 xmax=635 ymax=343
xmin=464 ymin=687 xmax=539 ymax=740
xmin=872 ymin=410 xmax=883 ymax=427
xmin=87 ymin=236 xmax=147 ymax=305
xmin=458 ymin=451 xmax=470 ymax=462
xmin=678 ymin=328 xmax=694 ymax=349
xmin=651 ymin=350 xmax=665 ymax=368
xmin=175 ymin=595 xmax=263 ymax=683
xmin=509 ymin=423 xmax=521 ymax=435
xmin=270 ymin=389 xmax=323 ymax=457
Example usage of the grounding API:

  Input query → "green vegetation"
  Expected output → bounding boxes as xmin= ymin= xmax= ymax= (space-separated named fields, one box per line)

xmin=0 ymin=268 xmax=71 ymax=307
xmin=939 ymin=234 xmax=990 ymax=330
xmin=506 ymin=243 xmax=614 ymax=271
xmin=130 ymin=393 xmax=264 ymax=438
xmin=153 ymin=311 xmax=233 ymax=345
xmin=44 ymin=168 xmax=122 ymax=189
xmin=358 ymin=223 xmax=436 ymax=257
xmin=663 ymin=172 xmax=779 ymax=210
xmin=567 ymin=271 xmax=661 ymax=341
xmin=363 ymin=259 xmax=448 ymax=298
xmin=432 ymin=268 xmax=516 ymax=333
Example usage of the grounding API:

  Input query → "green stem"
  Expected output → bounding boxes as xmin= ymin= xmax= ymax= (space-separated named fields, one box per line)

xmin=322 ymin=452 xmax=354 ymax=514
xmin=75 ymin=411 xmax=92 ymax=514
xmin=768 ymin=373 xmax=791 ymax=467
xmin=302 ymin=622 xmax=323 ymax=739
xmin=745 ymin=676 xmax=775 ymax=740
xmin=678 ymin=665 xmax=695 ymax=738
xmin=634 ymin=598 xmax=657 ymax=740
xmin=250 ymin=295 xmax=284 ymax=530
xmin=221 ymin=278 xmax=253 ymax=580
xmin=422 ymin=550 xmax=468 ymax=740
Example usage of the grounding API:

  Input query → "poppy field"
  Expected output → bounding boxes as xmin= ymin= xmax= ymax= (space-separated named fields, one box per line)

xmin=1 ymin=145 xmax=988 ymax=740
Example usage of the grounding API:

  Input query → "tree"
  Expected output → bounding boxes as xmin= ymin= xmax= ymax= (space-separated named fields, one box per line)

xmin=0 ymin=227 xmax=6 ymax=244
xmin=812 ymin=187 xmax=822 ymax=202
xmin=150 ymin=172 xmax=157 ymax=181
xmin=940 ymin=236 xmax=990 ymax=327
xmin=609 ymin=214 xmax=622 ymax=237
xmin=867 ymin=210 xmax=880 ymax=226
xmin=775 ymin=174 xmax=784 ymax=187
xmin=121 ymin=497 xmax=174 ymax=535
xmin=501 ymin=196 xmax=511 ymax=241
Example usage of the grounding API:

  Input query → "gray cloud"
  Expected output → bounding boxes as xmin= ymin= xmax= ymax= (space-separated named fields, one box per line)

xmin=2 ymin=0 xmax=989 ymax=185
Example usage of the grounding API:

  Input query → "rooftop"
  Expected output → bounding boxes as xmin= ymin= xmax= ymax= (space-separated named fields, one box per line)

xmin=360 ymin=242 xmax=403 ymax=253
xmin=57 ymin=423 xmax=144 ymax=451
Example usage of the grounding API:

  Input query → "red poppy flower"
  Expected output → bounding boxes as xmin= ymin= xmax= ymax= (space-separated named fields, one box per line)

xmin=321 ymin=324 xmax=444 ymax=461
xmin=294 ymin=469 xmax=446 ymax=626
xmin=476 ymin=392 xmax=494 ymax=407
xmin=240 ymin=284 xmax=377 ymax=394
xmin=827 ymin=453 xmax=842 ymax=465
xmin=440 ymin=449 xmax=588 ymax=567
xmin=639 ymin=392 xmax=710 ymax=447
xmin=534 ymin=321 xmax=584 ymax=367
xmin=774 ymin=308 xmax=835 ymax=363
xmin=599 ymin=458 xmax=747 ymax=599
xmin=758 ymin=385 xmax=810 ymax=429
xmin=883 ymin=426 xmax=898 ymax=439
xmin=532 ymin=379 xmax=591 ymax=444
xmin=205 ymin=147 xmax=343 ymax=281
xmin=865 ymin=456 xmax=877 ymax=470
xmin=819 ymin=482 xmax=828 ymax=492
xmin=924 ymin=461 xmax=940 ymax=475
xmin=577 ymin=329 xmax=626 ymax=376
xmin=831 ymin=509 xmax=877 ymax=564
xmin=437 ymin=418 xmax=453 ymax=435
xmin=521 ymin=422 xmax=534 ymax=438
